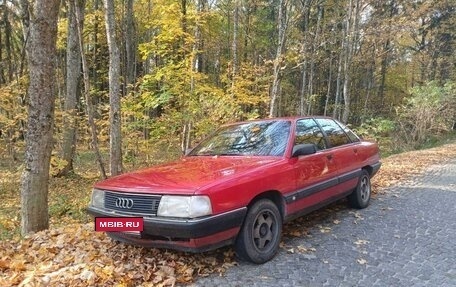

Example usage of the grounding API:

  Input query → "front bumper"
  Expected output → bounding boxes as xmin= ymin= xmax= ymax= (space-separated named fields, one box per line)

xmin=87 ymin=206 xmax=247 ymax=251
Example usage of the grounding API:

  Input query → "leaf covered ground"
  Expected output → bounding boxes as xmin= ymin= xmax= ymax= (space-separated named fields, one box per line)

xmin=1 ymin=141 xmax=456 ymax=286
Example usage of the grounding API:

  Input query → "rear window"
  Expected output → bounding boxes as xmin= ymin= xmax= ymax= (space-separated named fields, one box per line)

xmin=315 ymin=118 xmax=351 ymax=148
xmin=335 ymin=120 xmax=360 ymax=143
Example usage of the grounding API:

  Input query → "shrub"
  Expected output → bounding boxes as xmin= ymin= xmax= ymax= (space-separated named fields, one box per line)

xmin=354 ymin=117 xmax=397 ymax=155
xmin=396 ymin=81 xmax=456 ymax=148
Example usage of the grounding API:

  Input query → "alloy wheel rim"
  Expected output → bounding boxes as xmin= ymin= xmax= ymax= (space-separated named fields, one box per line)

xmin=252 ymin=210 xmax=277 ymax=251
xmin=360 ymin=177 xmax=370 ymax=202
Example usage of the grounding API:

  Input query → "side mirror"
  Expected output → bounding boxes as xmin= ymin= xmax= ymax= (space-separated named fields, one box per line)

xmin=292 ymin=143 xmax=317 ymax=157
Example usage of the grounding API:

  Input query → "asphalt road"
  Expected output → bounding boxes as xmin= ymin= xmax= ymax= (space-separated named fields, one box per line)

xmin=190 ymin=159 xmax=456 ymax=287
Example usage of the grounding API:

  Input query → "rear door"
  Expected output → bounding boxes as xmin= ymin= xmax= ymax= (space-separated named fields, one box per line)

xmin=314 ymin=118 xmax=361 ymax=194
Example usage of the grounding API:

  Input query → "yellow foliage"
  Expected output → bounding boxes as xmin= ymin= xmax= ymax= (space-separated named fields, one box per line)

xmin=56 ymin=18 xmax=68 ymax=51
xmin=0 ymin=78 xmax=27 ymax=162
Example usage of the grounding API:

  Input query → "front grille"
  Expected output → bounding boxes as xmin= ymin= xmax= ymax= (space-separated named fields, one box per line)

xmin=104 ymin=191 xmax=161 ymax=215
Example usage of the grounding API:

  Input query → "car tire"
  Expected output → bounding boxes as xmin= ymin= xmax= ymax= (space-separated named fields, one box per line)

xmin=235 ymin=199 xmax=282 ymax=264
xmin=348 ymin=169 xmax=371 ymax=209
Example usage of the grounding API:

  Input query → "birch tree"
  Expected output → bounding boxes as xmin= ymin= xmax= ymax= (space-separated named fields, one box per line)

xmin=341 ymin=0 xmax=360 ymax=123
xmin=125 ymin=0 xmax=136 ymax=95
xmin=269 ymin=0 xmax=289 ymax=117
xmin=75 ymin=0 xmax=107 ymax=179
xmin=232 ymin=0 xmax=239 ymax=89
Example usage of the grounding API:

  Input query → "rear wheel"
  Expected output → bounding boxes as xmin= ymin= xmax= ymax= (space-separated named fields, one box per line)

xmin=235 ymin=199 xmax=282 ymax=264
xmin=348 ymin=170 xmax=371 ymax=209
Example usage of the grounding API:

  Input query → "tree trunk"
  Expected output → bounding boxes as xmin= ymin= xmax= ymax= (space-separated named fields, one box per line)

xmin=4 ymin=6 xmax=13 ymax=82
xmin=125 ymin=0 xmax=136 ymax=94
xmin=181 ymin=0 xmax=206 ymax=153
xmin=342 ymin=0 xmax=360 ymax=123
xmin=341 ymin=0 xmax=353 ymax=123
xmin=298 ymin=0 xmax=311 ymax=116
xmin=0 ymin=21 xmax=4 ymax=84
xmin=377 ymin=0 xmax=396 ymax=108
xmin=58 ymin=0 xmax=85 ymax=177
xmin=195 ymin=0 xmax=205 ymax=73
xmin=20 ymin=0 xmax=60 ymax=235
xmin=299 ymin=61 xmax=309 ymax=116
xmin=307 ymin=3 xmax=323 ymax=115
xmin=143 ymin=0 xmax=153 ymax=76
xmin=75 ymin=0 xmax=107 ymax=179
xmin=332 ymin=38 xmax=344 ymax=120
xmin=104 ymin=0 xmax=123 ymax=176
xmin=92 ymin=0 xmax=100 ymax=90
xmin=231 ymin=0 xmax=239 ymax=91
xmin=243 ymin=2 xmax=251 ymax=63
xmin=324 ymin=55 xmax=333 ymax=116
xmin=19 ymin=0 xmax=30 ymax=76
xmin=364 ymin=46 xmax=376 ymax=116
xmin=269 ymin=0 xmax=288 ymax=118
xmin=299 ymin=61 xmax=307 ymax=115
xmin=193 ymin=0 xmax=204 ymax=78
xmin=378 ymin=38 xmax=390 ymax=107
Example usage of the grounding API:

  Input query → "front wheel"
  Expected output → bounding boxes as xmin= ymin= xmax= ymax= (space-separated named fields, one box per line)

xmin=348 ymin=170 xmax=371 ymax=209
xmin=235 ymin=199 xmax=282 ymax=264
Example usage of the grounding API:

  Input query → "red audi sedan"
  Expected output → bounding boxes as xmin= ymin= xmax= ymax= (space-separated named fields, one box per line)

xmin=87 ymin=116 xmax=381 ymax=263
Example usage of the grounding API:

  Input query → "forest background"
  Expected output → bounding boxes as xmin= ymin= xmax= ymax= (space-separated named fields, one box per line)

xmin=0 ymin=0 xmax=455 ymax=237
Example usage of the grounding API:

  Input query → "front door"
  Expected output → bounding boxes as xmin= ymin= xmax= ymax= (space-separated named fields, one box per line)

xmin=286 ymin=118 xmax=339 ymax=215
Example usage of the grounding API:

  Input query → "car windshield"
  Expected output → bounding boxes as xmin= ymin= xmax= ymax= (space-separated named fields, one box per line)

xmin=189 ymin=120 xmax=291 ymax=156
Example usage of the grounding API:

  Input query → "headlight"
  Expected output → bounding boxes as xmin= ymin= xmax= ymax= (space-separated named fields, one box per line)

xmin=91 ymin=189 xmax=105 ymax=208
xmin=157 ymin=196 xmax=212 ymax=218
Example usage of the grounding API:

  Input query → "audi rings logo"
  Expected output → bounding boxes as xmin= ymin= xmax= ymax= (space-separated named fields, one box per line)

xmin=115 ymin=198 xmax=134 ymax=209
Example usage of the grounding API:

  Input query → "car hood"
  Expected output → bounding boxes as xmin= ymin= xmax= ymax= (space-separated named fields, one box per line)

xmin=94 ymin=156 xmax=281 ymax=194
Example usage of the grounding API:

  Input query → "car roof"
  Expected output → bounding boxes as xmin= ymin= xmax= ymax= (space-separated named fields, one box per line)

xmin=223 ymin=115 xmax=334 ymax=126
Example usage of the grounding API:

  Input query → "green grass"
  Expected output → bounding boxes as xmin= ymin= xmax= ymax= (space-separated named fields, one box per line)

xmin=416 ymin=131 xmax=456 ymax=150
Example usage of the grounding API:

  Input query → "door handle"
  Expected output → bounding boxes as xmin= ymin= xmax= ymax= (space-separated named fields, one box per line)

xmin=353 ymin=148 xmax=358 ymax=154
xmin=326 ymin=154 xmax=333 ymax=160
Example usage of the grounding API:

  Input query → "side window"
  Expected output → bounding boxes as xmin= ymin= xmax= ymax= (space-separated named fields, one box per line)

xmin=295 ymin=119 xmax=326 ymax=150
xmin=315 ymin=118 xmax=351 ymax=148
xmin=335 ymin=120 xmax=360 ymax=143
